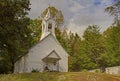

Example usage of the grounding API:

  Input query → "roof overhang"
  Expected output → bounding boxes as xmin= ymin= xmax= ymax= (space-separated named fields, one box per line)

xmin=42 ymin=50 xmax=61 ymax=63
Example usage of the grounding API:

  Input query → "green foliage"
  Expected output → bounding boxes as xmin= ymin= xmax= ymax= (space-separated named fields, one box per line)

xmin=0 ymin=57 xmax=11 ymax=74
xmin=31 ymin=69 xmax=39 ymax=73
xmin=83 ymin=25 xmax=107 ymax=71
xmin=28 ymin=19 xmax=42 ymax=45
xmin=0 ymin=0 xmax=31 ymax=73
xmin=95 ymin=69 xmax=100 ymax=73
xmin=55 ymin=28 xmax=71 ymax=54
xmin=105 ymin=1 xmax=120 ymax=25
xmin=41 ymin=6 xmax=64 ymax=27
xmin=82 ymin=69 xmax=88 ymax=72
xmin=103 ymin=25 xmax=120 ymax=66
xmin=83 ymin=26 xmax=103 ymax=61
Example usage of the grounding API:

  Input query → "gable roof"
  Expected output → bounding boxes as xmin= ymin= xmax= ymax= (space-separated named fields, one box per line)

xmin=30 ymin=33 xmax=69 ymax=56
xmin=45 ymin=50 xmax=61 ymax=59
xmin=15 ymin=33 xmax=69 ymax=62
xmin=42 ymin=50 xmax=61 ymax=63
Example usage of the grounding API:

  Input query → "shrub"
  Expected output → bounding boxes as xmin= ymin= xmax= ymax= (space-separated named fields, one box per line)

xmin=31 ymin=69 xmax=39 ymax=73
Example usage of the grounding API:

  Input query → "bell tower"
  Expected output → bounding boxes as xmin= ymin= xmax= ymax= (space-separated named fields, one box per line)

xmin=40 ymin=7 xmax=56 ymax=40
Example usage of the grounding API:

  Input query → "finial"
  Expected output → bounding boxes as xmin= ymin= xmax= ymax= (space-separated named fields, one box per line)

xmin=44 ymin=4 xmax=51 ymax=20
xmin=49 ymin=3 xmax=50 ymax=8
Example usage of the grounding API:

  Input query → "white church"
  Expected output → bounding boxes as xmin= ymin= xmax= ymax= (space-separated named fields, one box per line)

xmin=14 ymin=7 xmax=69 ymax=73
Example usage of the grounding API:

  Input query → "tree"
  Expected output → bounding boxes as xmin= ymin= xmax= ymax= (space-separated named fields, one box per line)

xmin=0 ymin=0 xmax=31 ymax=73
xmin=41 ymin=6 xmax=64 ymax=27
xmin=28 ymin=19 xmax=42 ymax=45
xmin=83 ymin=25 xmax=106 ymax=72
xmin=105 ymin=1 xmax=120 ymax=25
xmin=103 ymin=25 xmax=120 ymax=66
xmin=68 ymin=33 xmax=83 ymax=71
xmin=104 ymin=1 xmax=120 ymax=67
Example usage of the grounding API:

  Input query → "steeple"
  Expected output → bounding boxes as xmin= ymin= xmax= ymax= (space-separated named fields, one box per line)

xmin=44 ymin=7 xmax=51 ymax=20
xmin=40 ymin=6 xmax=56 ymax=40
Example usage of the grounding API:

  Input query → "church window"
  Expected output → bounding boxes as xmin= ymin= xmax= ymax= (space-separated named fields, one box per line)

xmin=48 ymin=23 xmax=52 ymax=30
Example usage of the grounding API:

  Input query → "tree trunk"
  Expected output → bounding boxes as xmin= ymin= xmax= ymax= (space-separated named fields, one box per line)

xmin=10 ymin=53 xmax=15 ymax=73
xmin=100 ymin=67 xmax=106 ymax=73
xmin=11 ymin=60 xmax=14 ymax=73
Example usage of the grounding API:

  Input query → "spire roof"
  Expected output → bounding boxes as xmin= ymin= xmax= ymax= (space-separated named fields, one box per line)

xmin=45 ymin=7 xmax=51 ymax=20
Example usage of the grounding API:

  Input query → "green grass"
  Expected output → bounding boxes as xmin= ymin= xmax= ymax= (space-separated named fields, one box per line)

xmin=0 ymin=72 xmax=120 ymax=81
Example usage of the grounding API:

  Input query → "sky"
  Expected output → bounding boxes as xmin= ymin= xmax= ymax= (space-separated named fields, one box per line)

xmin=29 ymin=0 xmax=118 ymax=36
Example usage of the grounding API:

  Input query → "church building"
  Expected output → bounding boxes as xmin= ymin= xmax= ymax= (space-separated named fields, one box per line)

xmin=14 ymin=7 xmax=69 ymax=73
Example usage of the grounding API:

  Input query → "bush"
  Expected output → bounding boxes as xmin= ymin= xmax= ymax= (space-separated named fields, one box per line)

xmin=95 ymin=69 xmax=100 ymax=73
xmin=31 ymin=69 xmax=39 ymax=73
xmin=82 ymin=69 xmax=88 ymax=72
xmin=0 ymin=60 xmax=10 ymax=74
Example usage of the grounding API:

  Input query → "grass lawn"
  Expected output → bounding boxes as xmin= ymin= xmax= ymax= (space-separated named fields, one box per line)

xmin=0 ymin=72 xmax=120 ymax=81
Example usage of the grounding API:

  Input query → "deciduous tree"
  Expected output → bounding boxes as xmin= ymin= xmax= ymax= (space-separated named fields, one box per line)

xmin=0 ymin=0 xmax=31 ymax=73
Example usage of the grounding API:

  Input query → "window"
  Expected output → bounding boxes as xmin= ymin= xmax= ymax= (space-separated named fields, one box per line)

xmin=48 ymin=23 xmax=52 ymax=29
xmin=48 ymin=23 xmax=52 ymax=31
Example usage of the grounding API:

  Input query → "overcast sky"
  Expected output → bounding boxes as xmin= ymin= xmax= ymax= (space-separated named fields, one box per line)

xmin=29 ymin=0 xmax=118 ymax=36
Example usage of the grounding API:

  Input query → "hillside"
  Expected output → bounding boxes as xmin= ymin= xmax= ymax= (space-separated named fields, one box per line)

xmin=0 ymin=72 xmax=120 ymax=81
